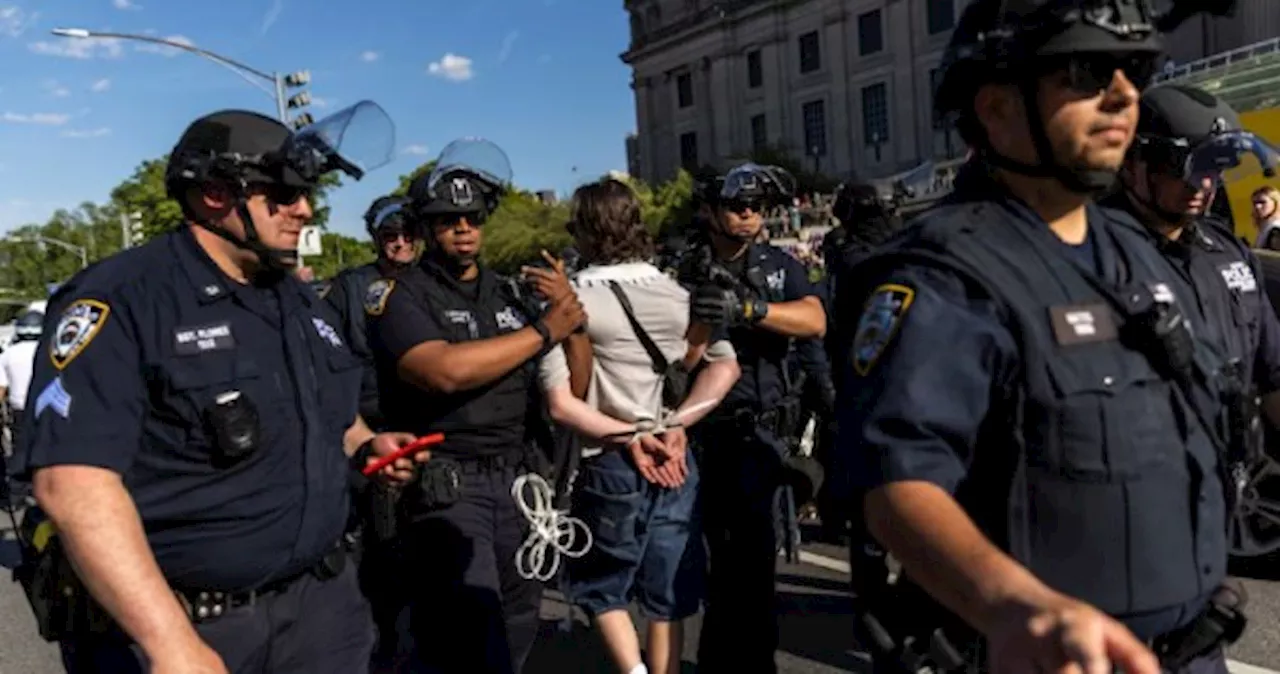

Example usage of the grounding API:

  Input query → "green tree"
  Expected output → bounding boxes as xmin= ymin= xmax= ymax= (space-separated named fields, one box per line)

xmin=480 ymin=190 xmax=573 ymax=273
xmin=306 ymin=232 xmax=377 ymax=280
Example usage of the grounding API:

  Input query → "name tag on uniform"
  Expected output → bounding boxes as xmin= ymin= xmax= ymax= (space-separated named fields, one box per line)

xmin=444 ymin=309 xmax=479 ymax=339
xmin=1049 ymin=304 xmax=1118 ymax=346
xmin=173 ymin=322 xmax=235 ymax=355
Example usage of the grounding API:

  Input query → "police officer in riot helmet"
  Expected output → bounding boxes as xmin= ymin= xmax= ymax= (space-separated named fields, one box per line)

xmin=676 ymin=162 xmax=827 ymax=672
xmin=1107 ymin=84 xmax=1280 ymax=557
xmin=12 ymin=103 xmax=426 ymax=673
xmin=839 ymin=1 xmax=1243 ymax=673
xmin=322 ymin=194 xmax=419 ymax=430
xmin=365 ymin=139 xmax=586 ymax=674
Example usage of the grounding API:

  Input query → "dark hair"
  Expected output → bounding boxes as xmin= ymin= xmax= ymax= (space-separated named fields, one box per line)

xmin=569 ymin=178 xmax=654 ymax=264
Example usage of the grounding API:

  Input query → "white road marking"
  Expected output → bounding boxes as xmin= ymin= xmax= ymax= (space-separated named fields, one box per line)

xmin=793 ymin=550 xmax=1280 ymax=674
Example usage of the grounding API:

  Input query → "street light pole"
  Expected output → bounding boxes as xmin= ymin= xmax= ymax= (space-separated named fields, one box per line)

xmin=50 ymin=28 xmax=314 ymax=128
xmin=8 ymin=235 xmax=88 ymax=269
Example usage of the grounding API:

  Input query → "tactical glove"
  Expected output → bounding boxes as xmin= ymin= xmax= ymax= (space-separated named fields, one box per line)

xmin=691 ymin=284 xmax=768 ymax=326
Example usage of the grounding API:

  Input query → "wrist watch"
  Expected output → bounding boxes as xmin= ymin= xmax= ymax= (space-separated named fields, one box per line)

xmin=742 ymin=297 xmax=769 ymax=324
xmin=349 ymin=437 xmax=376 ymax=474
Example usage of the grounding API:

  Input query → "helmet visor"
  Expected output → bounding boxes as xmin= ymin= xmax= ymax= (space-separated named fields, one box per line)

xmin=1184 ymin=131 xmax=1280 ymax=186
xmin=427 ymin=138 xmax=513 ymax=196
xmin=286 ymin=100 xmax=396 ymax=182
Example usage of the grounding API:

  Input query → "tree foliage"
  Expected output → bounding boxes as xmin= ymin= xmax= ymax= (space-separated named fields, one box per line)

xmin=386 ymin=160 xmax=698 ymax=274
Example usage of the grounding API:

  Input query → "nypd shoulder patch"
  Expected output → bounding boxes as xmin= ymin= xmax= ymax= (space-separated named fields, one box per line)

xmin=364 ymin=279 xmax=396 ymax=316
xmin=850 ymin=284 xmax=915 ymax=376
xmin=50 ymin=299 xmax=111 ymax=370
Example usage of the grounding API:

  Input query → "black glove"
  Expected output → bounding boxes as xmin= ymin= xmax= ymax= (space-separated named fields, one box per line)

xmin=691 ymin=284 xmax=768 ymax=326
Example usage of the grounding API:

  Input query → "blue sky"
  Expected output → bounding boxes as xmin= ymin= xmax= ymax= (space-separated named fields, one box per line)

xmin=0 ymin=0 xmax=635 ymax=239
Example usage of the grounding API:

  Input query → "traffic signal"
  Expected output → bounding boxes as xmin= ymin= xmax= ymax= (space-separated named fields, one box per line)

xmin=281 ymin=69 xmax=314 ymax=131
xmin=122 ymin=211 xmax=144 ymax=249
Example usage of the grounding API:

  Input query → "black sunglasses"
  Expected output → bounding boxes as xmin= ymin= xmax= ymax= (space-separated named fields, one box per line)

xmin=1044 ymin=53 xmax=1156 ymax=95
xmin=251 ymin=182 xmax=312 ymax=207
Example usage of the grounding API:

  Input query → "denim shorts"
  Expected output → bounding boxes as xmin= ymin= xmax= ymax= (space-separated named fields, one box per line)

xmin=567 ymin=449 xmax=705 ymax=621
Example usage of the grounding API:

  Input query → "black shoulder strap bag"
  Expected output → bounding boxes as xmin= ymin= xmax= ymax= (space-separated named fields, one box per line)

xmin=607 ymin=281 xmax=688 ymax=410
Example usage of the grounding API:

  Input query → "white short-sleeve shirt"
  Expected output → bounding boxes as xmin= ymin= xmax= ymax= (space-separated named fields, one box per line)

xmin=539 ymin=262 xmax=734 ymax=454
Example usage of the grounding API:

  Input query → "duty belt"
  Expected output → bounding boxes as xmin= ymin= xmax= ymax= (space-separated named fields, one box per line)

xmin=172 ymin=541 xmax=349 ymax=623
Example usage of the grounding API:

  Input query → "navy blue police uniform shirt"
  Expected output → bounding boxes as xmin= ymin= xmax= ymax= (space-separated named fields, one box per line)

xmin=19 ymin=226 xmax=364 ymax=593
xmin=365 ymin=260 xmax=536 ymax=459
xmin=683 ymin=243 xmax=819 ymax=412
xmin=1166 ymin=220 xmax=1280 ymax=396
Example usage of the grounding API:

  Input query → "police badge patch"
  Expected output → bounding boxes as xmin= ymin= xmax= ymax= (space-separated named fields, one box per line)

xmin=364 ymin=279 xmax=396 ymax=316
xmin=851 ymin=284 xmax=915 ymax=376
xmin=50 ymin=299 xmax=111 ymax=370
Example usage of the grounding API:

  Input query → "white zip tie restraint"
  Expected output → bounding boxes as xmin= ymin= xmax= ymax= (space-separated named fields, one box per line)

xmin=513 ymin=472 xmax=592 ymax=582
xmin=512 ymin=397 xmax=722 ymax=582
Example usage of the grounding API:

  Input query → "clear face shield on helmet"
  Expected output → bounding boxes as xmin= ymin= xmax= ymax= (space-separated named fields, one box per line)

xmin=279 ymin=101 xmax=397 ymax=183
xmin=426 ymin=137 xmax=513 ymax=208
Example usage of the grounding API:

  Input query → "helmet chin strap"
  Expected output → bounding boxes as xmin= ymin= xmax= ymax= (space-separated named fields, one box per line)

xmin=983 ymin=79 xmax=1119 ymax=196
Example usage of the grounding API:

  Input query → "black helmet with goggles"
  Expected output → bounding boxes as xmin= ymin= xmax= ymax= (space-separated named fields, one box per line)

xmin=1127 ymin=84 xmax=1280 ymax=222
xmin=697 ymin=162 xmax=796 ymax=214
xmin=934 ymin=0 xmax=1238 ymax=194
xmin=166 ymin=101 xmax=396 ymax=270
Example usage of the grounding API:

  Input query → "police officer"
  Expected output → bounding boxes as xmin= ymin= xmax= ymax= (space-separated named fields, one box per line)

xmin=366 ymin=139 xmax=586 ymax=674
xmin=838 ymin=1 xmax=1242 ymax=673
xmin=676 ymin=162 xmax=827 ymax=672
xmin=322 ymin=195 xmax=420 ymax=430
xmin=1105 ymin=84 xmax=1280 ymax=555
xmin=13 ymin=104 xmax=428 ymax=674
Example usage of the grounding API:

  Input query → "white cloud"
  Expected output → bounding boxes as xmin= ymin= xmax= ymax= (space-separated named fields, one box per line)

xmin=0 ymin=6 xmax=37 ymax=37
xmin=401 ymin=145 xmax=430 ymax=156
xmin=112 ymin=0 xmax=142 ymax=10
xmin=360 ymin=50 xmax=379 ymax=63
xmin=310 ymin=97 xmax=332 ymax=109
xmin=497 ymin=31 xmax=519 ymax=64
xmin=261 ymin=0 xmax=283 ymax=36
xmin=61 ymin=127 xmax=111 ymax=138
xmin=90 ymin=78 xmax=111 ymax=93
xmin=427 ymin=53 xmax=473 ymax=82
xmin=29 ymin=36 xmax=125 ymax=59
xmin=44 ymin=80 xmax=71 ymax=97
xmin=1 ymin=112 xmax=71 ymax=125
xmin=134 ymin=34 xmax=195 ymax=57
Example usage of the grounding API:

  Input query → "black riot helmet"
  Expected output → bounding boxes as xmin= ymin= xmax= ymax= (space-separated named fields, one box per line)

xmin=1126 ymin=84 xmax=1280 ymax=223
xmin=364 ymin=195 xmax=411 ymax=239
xmin=695 ymin=162 xmax=796 ymax=210
xmin=165 ymin=101 xmax=396 ymax=270
xmin=407 ymin=138 xmax=512 ymax=226
xmin=934 ymin=0 xmax=1237 ymax=194
xmin=695 ymin=162 xmax=796 ymax=242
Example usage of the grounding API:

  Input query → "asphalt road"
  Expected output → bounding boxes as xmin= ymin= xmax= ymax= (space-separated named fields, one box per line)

xmin=2 ymin=526 xmax=1278 ymax=674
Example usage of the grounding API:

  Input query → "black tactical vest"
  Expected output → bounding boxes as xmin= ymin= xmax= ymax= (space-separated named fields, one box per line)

xmin=863 ymin=196 xmax=1228 ymax=616
xmin=376 ymin=264 xmax=539 ymax=458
